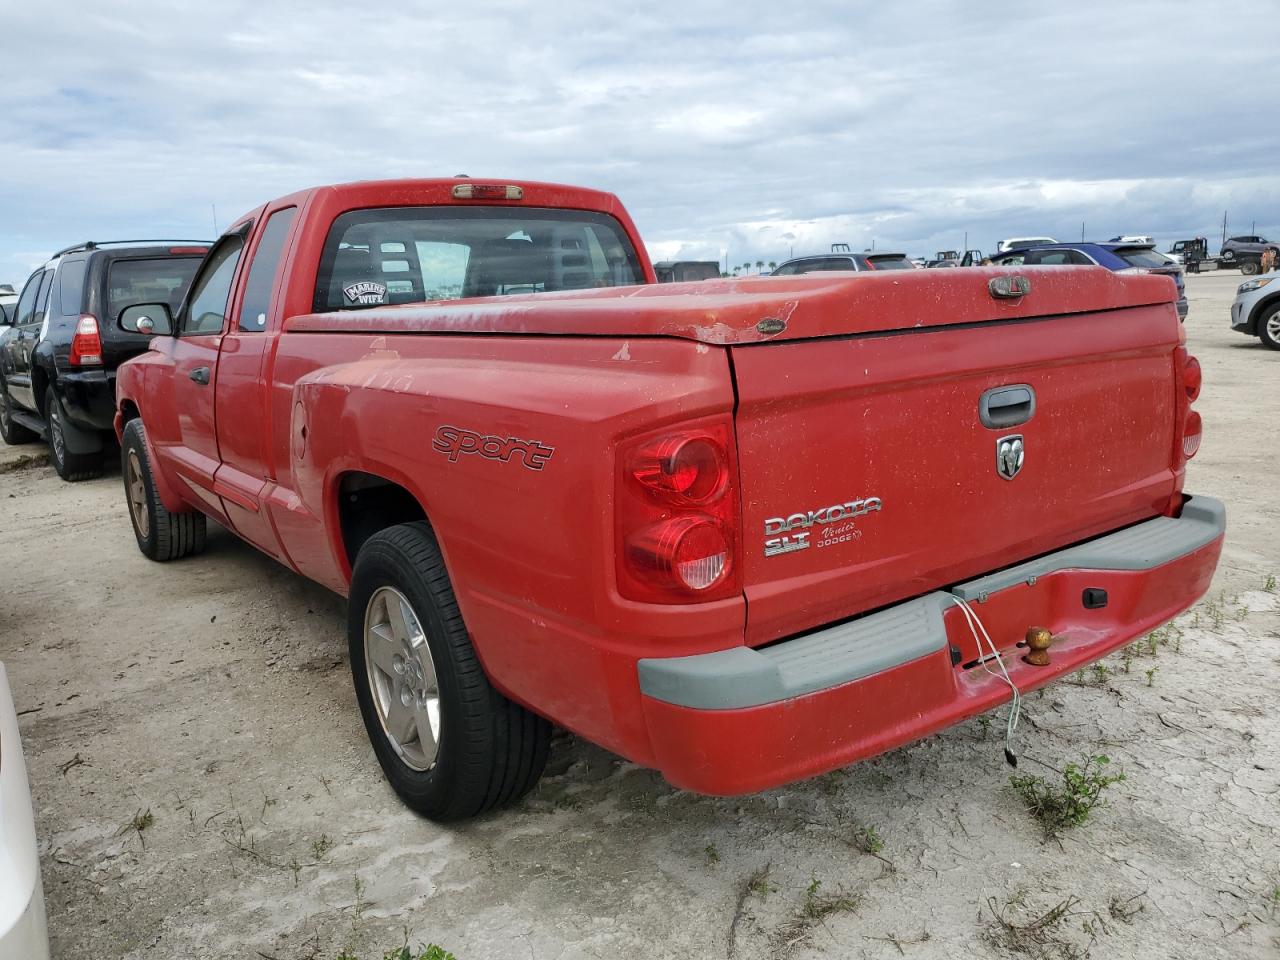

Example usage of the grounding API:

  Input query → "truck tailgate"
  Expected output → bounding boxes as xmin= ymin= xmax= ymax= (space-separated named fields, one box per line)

xmin=731 ymin=300 xmax=1182 ymax=646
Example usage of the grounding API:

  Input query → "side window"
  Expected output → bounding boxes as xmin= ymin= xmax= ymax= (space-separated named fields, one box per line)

xmin=58 ymin=259 xmax=88 ymax=317
xmin=12 ymin=271 xmax=43 ymax=326
xmin=32 ymin=269 xmax=54 ymax=325
xmin=237 ymin=208 xmax=296 ymax=331
xmin=182 ymin=237 xmax=245 ymax=335
xmin=771 ymin=263 xmax=799 ymax=276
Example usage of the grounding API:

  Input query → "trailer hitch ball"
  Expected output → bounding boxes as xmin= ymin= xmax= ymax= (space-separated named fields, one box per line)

xmin=1024 ymin=626 xmax=1054 ymax=666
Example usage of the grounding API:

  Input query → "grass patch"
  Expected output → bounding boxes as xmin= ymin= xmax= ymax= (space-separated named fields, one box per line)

xmin=773 ymin=878 xmax=862 ymax=953
xmin=1010 ymin=755 xmax=1125 ymax=838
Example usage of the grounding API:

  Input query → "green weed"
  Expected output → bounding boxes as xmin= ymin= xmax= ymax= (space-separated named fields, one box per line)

xmin=1010 ymin=755 xmax=1125 ymax=838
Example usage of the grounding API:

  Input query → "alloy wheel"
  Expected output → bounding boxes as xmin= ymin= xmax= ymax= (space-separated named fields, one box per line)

xmin=126 ymin=449 xmax=150 ymax=538
xmin=363 ymin=586 xmax=441 ymax=771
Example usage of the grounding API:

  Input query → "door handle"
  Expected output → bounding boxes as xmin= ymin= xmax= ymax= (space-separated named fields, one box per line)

xmin=189 ymin=366 xmax=211 ymax=385
xmin=979 ymin=384 xmax=1035 ymax=428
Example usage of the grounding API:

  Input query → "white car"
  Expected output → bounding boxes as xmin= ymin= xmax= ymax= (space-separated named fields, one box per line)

xmin=0 ymin=664 xmax=49 ymax=959
xmin=1230 ymin=272 xmax=1280 ymax=350
xmin=995 ymin=236 xmax=1057 ymax=253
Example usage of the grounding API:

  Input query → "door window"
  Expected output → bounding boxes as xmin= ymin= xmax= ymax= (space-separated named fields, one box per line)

xmin=237 ymin=207 xmax=297 ymax=331
xmin=12 ymin=271 xmax=43 ymax=326
xmin=182 ymin=237 xmax=246 ymax=335
xmin=32 ymin=270 xmax=53 ymax=325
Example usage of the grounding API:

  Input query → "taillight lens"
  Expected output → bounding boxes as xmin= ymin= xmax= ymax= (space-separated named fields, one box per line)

xmin=631 ymin=435 xmax=727 ymax=503
xmin=616 ymin=419 xmax=740 ymax=603
xmin=1182 ymin=354 xmax=1202 ymax=401
xmin=70 ymin=315 xmax=102 ymax=366
xmin=1182 ymin=410 xmax=1202 ymax=459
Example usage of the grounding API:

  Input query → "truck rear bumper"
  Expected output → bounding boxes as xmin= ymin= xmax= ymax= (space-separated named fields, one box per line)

xmin=637 ymin=495 xmax=1225 ymax=795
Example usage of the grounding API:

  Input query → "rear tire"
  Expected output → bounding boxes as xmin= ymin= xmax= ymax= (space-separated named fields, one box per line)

xmin=348 ymin=521 xmax=551 ymax=820
xmin=0 ymin=388 xmax=37 ymax=445
xmin=1241 ymin=260 xmax=1260 ymax=276
xmin=121 ymin=418 xmax=207 ymax=560
xmin=46 ymin=387 xmax=103 ymax=481
xmin=1259 ymin=306 xmax=1280 ymax=351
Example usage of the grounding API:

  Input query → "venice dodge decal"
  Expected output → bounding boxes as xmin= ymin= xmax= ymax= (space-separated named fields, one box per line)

xmin=763 ymin=496 xmax=882 ymax=557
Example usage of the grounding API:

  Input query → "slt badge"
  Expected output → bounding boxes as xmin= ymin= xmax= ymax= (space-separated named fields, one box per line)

xmin=763 ymin=496 xmax=882 ymax=557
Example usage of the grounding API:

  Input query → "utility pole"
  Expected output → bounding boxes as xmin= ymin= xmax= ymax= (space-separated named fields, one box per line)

xmin=211 ymin=204 xmax=219 ymax=236
xmin=963 ymin=231 xmax=968 ymax=252
xmin=1080 ymin=221 xmax=1085 ymax=242
xmin=1222 ymin=211 xmax=1228 ymax=247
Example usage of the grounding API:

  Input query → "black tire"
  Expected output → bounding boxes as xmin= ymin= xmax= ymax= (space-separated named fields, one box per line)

xmin=1222 ymin=249 xmax=1235 ymax=261
xmin=45 ymin=387 xmax=103 ymax=481
xmin=348 ymin=522 xmax=551 ymax=820
xmin=1241 ymin=260 xmax=1260 ymax=276
xmin=1259 ymin=305 xmax=1280 ymax=351
xmin=120 ymin=418 xmax=207 ymax=560
xmin=0 ymin=387 xmax=37 ymax=445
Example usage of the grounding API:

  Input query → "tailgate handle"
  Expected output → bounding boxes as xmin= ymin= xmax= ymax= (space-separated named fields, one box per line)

xmin=979 ymin=384 xmax=1035 ymax=428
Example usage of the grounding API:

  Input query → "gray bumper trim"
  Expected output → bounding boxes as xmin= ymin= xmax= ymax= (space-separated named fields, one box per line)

xmin=639 ymin=592 xmax=952 ymax=710
xmin=638 ymin=495 xmax=1225 ymax=710
xmin=951 ymin=495 xmax=1225 ymax=600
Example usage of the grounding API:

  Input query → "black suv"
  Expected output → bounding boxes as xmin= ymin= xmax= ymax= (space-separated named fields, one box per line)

xmin=0 ymin=241 xmax=208 ymax=480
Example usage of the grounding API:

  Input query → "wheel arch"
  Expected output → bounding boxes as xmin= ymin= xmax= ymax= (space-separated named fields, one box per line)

xmin=333 ymin=469 xmax=431 ymax=573
xmin=1248 ymin=291 xmax=1280 ymax=333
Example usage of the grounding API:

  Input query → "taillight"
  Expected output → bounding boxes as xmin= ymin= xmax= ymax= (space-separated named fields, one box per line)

xmin=1182 ymin=410 xmax=1202 ymax=459
xmin=616 ymin=419 xmax=740 ymax=604
xmin=69 ymin=315 xmax=102 ymax=366
xmin=1182 ymin=354 xmax=1202 ymax=401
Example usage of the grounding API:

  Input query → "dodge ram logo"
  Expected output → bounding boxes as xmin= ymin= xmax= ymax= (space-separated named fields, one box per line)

xmin=996 ymin=434 xmax=1024 ymax=480
xmin=432 ymin=425 xmax=555 ymax=471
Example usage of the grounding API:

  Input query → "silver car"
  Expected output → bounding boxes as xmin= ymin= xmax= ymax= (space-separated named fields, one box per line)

xmin=1230 ymin=272 xmax=1280 ymax=350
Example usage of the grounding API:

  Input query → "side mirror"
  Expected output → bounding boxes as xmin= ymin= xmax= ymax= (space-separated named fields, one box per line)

xmin=119 ymin=303 xmax=173 ymax=336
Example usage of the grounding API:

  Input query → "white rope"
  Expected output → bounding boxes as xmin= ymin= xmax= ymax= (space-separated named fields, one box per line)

xmin=950 ymin=595 xmax=1022 ymax=766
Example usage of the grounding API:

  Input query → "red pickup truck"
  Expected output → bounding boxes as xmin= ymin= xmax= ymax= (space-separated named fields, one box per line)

xmin=113 ymin=178 xmax=1224 ymax=820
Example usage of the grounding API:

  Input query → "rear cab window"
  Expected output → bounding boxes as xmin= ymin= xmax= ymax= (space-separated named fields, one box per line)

xmin=107 ymin=256 xmax=203 ymax=327
xmin=313 ymin=206 xmax=645 ymax=312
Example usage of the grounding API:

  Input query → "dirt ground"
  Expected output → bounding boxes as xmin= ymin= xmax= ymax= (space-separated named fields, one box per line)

xmin=2 ymin=271 xmax=1277 ymax=960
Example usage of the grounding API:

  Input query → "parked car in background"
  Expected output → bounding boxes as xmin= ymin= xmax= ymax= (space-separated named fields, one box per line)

xmin=0 ymin=663 xmax=50 ymax=960
xmin=996 ymin=236 xmax=1056 ymax=253
xmin=1230 ymin=272 xmax=1280 ymax=350
xmin=0 ymin=285 xmax=16 ymax=325
xmin=771 ymin=251 xmax=915 ymax=274
xmin=0 ymin=240 xmax=208 ymax=480
xmin=991 ymin=242 xmax=1188 ymax=320
xmin=111 ymin=176 xmax=1218 ymax=821
xmin=654 ymin=261 xmax=721 ymax=283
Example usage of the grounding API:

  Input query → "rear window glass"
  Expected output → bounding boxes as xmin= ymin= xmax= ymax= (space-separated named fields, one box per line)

xmin=57 ymin=258 xmax=87 ymax=316
xmin=107 ymin=257 xmax=202 ymax=323
xmin=1115 ymin=248 xmax=1171 ymax=269
xmin=313 ymin=206 xmax=645 ymax=312
xmin=864 ymin=255 xmax=914 ymax=271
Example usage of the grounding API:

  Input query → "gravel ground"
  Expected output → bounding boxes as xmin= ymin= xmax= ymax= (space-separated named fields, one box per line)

xmin=1 ymin=271 xmax=1277 ymax=960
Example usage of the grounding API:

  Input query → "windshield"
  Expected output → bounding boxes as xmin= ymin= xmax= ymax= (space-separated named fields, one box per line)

xmin=107 ymin=257 xmax=202 ymax=322
xmin=314 ymin=206 xmax=645 ymax=311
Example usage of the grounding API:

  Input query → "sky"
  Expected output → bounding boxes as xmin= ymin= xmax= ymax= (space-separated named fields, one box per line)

xmin=2 ymin=1 xmax=1277 ymax=285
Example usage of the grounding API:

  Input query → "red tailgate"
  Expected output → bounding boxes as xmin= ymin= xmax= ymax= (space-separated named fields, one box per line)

xmin=730 ymin=302 xmax=1182 ymax=646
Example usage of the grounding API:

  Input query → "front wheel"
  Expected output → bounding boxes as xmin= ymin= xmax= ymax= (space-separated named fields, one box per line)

xmin=1241 ymin=260 xmax=1260 ymax=276
xmin=348 ymin=522 xmax=551 ymax=820
xmin=121 ymin=418 xmax=207 ymax=560
xmin=1259 ymin=306 xmax=1280 ymax=351
xmin=0 ymin=388 xmax=37 ymax=445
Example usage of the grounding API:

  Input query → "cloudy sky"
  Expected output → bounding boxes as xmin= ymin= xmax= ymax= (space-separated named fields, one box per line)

xmin=2 ymin=1 xmax=1276 ymax=283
